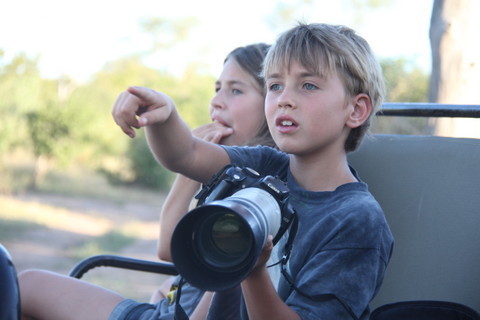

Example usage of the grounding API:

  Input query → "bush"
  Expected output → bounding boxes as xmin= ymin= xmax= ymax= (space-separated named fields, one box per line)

xmin=127 ymin=131 xmax=175 ymax=191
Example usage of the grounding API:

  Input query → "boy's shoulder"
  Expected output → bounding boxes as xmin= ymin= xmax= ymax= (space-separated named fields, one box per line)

xmin=223 ymin=145 xmax=289 ymax=177
xmin=224 ymin=144 xmax=281 ymax=154
xmin=292 ymin=180 xmax=387 ymax=236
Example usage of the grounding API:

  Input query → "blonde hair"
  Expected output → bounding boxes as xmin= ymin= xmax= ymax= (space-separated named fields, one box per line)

xmin=263 ymin=23 xmax=385 ymax=152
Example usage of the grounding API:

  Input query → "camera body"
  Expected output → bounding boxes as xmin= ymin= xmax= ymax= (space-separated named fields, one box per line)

xmin=171 ymin=165 xmax=296 ymax=291
xmin=196 ymin=165 xmax=295 ymax=244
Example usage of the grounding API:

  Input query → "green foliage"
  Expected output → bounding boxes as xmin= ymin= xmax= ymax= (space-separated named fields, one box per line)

xmin=69 ymin=230 xmax=136 ymax=260
xmin=126 ymin=130 xmax=175 ymax=191
xmin=0 ymin=53 xmax=56 ymax=155
xmin=166 ymin=64 xmax=213 ymax=128
xmin=373 ymin=58 xmax=431 ymax=135
xmin=0 ymin=106 xmax=24 ymax=154
xmin=26 ymin=104 xmax=71 ymax=160
xmin=86 ymin=57 xmax=212 ymax=190
xmin=0 ymin=51 xmax=214 ymax=192
xmin=381 ymin=58 xmax=429 ymax=103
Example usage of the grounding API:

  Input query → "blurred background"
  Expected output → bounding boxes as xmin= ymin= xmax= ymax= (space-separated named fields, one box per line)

xmin=1 ymin=0 xmax=479 ymax=301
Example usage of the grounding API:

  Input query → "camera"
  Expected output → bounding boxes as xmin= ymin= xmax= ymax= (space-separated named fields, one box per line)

xmin=170 ymin=165 xmax=296 ymax=291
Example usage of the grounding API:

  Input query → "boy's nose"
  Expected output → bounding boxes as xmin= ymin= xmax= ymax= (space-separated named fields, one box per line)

xmin=277 ymin=90 xmax=296 ymax=109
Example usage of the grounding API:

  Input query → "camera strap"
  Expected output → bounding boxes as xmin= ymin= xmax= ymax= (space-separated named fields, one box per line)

xmin=173 ymin=277 xmax=189 ymax=320
xmin=273 ymin=216 xmax=360 ymax=320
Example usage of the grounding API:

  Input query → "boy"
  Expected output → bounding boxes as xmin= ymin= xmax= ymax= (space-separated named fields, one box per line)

xmin=112 ymin=22 xmax=393 ymax=319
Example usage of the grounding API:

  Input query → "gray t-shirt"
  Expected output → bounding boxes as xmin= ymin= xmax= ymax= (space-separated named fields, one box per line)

xmin=217 ymin=145 xmax=394 ymax=320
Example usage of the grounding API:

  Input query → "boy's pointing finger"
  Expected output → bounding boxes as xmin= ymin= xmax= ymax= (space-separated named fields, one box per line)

xmin=127 ymin=86 xmax=158 ymax=104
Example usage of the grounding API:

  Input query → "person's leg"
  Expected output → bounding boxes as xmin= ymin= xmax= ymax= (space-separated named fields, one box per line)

xmin=149 ymin=275 xmax=175 ymax=304
xmin=19 ymin=269 xmax=124 ymax=320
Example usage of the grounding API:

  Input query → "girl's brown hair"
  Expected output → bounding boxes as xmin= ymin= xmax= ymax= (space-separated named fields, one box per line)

xmin=225 ymin=43 xmax=276 ymax=148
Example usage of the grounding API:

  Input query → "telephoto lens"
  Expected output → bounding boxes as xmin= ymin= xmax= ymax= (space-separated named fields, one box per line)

xmin=171 ymin=166 xmax=295 ymax=291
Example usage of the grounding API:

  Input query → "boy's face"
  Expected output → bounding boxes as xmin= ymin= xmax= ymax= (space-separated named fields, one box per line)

xmin=264 ymin=61 xmax=354 ymax=157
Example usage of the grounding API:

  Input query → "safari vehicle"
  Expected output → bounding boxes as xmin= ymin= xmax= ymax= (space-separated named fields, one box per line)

xmin=1 ymin=102 xmax=480 ymax=319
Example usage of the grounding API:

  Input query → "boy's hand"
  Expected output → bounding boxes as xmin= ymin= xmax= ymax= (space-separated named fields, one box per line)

xmin=192 ymin=122 xmax=233 ymax=144
xmin=252 ymin=235 xmax=273 ymax=273
xmin=112 ymin=86 xmax=175 ymax=138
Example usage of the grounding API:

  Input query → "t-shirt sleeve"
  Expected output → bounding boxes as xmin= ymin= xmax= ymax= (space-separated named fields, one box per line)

xmin=223 ymin=145 xmax=288 ymax=179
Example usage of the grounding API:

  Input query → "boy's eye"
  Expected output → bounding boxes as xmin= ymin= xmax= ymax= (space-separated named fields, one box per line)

xmin=269 ymin=83 xmax=281 ymax=91
xmin=303 ymin=83 xmax=318 ymax=90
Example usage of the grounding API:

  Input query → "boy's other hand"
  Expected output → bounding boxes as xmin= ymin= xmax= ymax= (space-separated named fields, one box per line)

xmin=112 ymin=86 xmax=175 ymax=138
xmin=254 ymin=235 xmax=273 ymax=270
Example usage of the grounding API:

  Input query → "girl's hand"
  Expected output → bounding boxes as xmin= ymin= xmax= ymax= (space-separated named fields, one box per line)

xmin=112 ymin=86 xmax=175 ymax=138
xmin=192 ymin=122 xmax=233 ymax=144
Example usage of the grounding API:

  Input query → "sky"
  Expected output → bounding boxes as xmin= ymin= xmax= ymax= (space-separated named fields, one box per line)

xmin=0 ymin=0 xmax=434 ymax=83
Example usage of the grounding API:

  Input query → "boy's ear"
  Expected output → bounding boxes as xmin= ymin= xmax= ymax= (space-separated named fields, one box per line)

xmin=346 ymin=93 xmax=372 ymax=129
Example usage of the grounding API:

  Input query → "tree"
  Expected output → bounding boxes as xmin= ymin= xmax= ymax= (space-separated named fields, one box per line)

xmin=429 ymin=0 xmax=480 ymax=137
xmin=25 ymin=103 xmax=72 ymax=189
xmin=0 ymin=53 xmax=50 ymax=156
xmin=372 ymin=58 xmax=429 ymax=135
xmin=382 ymin=58 xmax=429 ymax=103
xmin=1 ymin=25 xmax=215 ymax=192
xmin=0 ymin=53 xmax=65 ymax=191
xmin=87 ymin=56 xmax=213 ymax=190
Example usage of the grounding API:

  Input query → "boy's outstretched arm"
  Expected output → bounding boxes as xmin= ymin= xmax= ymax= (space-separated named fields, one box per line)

xmin=112 ymin=86 xmax=230 ymax=183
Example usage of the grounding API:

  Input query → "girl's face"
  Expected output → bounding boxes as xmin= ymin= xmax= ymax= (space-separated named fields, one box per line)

xmin=210 ymin=58 xmax=265 ymax=146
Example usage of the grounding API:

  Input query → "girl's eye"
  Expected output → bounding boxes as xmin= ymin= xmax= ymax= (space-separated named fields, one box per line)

xmin=232 ymin=89 xmax=242 ymax=95
xmin=303 ymin=83 xmax=318 ymax=90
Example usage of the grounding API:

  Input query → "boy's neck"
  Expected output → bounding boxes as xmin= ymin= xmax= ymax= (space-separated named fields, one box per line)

xmin=289 ymin=152 xmax=356 ymax=192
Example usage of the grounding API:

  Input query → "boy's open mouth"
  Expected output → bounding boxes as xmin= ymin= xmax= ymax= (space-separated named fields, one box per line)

xmin=280 ymin=120 xmax=294 ymax=126
xmin=276 ymin=116 xmax=297 ymax=127
xmin=276 ymin=116 xmax=298 ymax=133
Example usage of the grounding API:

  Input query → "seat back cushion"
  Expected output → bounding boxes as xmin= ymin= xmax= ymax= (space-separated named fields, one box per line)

xmin=348 ymin=134 xmax=480 ymax=312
